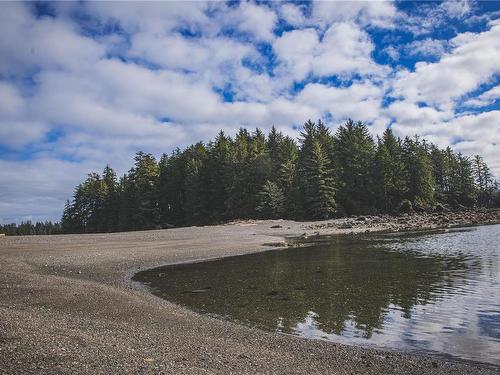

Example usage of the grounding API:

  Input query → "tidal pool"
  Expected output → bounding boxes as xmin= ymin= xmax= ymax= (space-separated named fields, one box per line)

xmin=133 ymin=224 xmax=500 ymax=366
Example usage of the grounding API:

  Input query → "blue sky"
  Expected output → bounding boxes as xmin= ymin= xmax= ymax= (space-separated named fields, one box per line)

xmin=0 ymin=1 xmax=499 ymax=223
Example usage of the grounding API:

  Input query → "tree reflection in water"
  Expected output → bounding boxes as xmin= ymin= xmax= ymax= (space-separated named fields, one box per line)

xmin=134 ymin=230 xmax=480 ymax=339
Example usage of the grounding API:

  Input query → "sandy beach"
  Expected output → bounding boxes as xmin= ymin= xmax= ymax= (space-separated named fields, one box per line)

xmin=1 ymin=210 xmax=500 ymax=374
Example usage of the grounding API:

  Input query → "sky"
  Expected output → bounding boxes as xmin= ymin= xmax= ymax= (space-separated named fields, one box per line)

xmin=0 ymin=1 xmax=499 ymax=224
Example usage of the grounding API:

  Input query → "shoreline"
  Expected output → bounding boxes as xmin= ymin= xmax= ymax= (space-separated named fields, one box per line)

xmin=1 ymin=209 xmax=500 ymax=374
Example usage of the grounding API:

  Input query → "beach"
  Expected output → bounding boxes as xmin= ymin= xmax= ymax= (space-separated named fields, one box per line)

xmin=1 ymin=209 xmax=500 ymax=374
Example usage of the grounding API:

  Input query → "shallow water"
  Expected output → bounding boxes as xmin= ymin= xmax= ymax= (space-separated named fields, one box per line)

xmin=133 ymin=224 xmax=500 ymax=366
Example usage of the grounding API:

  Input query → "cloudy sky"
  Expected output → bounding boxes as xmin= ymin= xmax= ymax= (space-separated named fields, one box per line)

xmin=0 ymin=1 xmax=499 ymax=223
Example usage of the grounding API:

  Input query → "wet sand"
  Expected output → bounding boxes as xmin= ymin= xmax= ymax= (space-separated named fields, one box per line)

xmin=1 ymin=210 xmax=500 ymax=374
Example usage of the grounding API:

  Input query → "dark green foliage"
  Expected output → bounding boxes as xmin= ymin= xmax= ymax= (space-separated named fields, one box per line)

xmin=256 ymin=180 xmax=285 ymax=219
xmin=184 ymin=143 xmax=209 ymax=225
xmin=473 ymin=155 xmax=495 ymax=207
xmin=302 ymin=139 xmax=337 ymax=219
xmin=204 ymin=131 xmax=234 ymax=222
xmin=449 ymin=153 xmax=476 ymax=207
xmin=375 ymin=128 xmax=406 ymax=212
xmin=401 ymin=137 xmax=435 ymax=208
xmin=430 ymin=146 xmax=451 ymax=203
xmin=334 ymin=119 xmax=376 ymax=215
xmin=125 ymin=152 xmax=160 ymax=230
xmin=158 ymin=149 xmax=187 ymax=227
xmin=398 ymin=199 xmax=413 ymax=214
xmin=0 ymin=221 xmax=62 ymax=235
xmin=225 ymin=128 xmax=272 ymax=219
xmin=60 ymin=119 xmax=498 ymax=234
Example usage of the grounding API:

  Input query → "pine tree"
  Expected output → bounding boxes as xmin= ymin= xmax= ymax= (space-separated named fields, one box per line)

xmin=184 ymin=142 xmax=208 ymax=225
xmin=334 ymin=120 xmax=376 ymax=215
xmin=205 ymin=131 xmax=234 ymax=222
xmin=225 ymin=128 xmax=271 ymax=219
xmin=430 ymin=146 xmax=451 ymax=203
xmin=158 ymin=149 xmax=186 ymax=227
xmin=449 ymin=154 xmax=476 ymax=206
xmin=401 ymin=137 xmax=435 ymax=208
xmin=277 ymin=136 xmax=301 ymax=218
xmin=303 ymin=140 xmax=336 ymax=219
xmin=102 ymin=165 xmax=119 ymax=231
xmin=374 ymin=128 xmax=406 ymax=211
xmin=473 ymin=155 xmax=495 ymax=206
xmin=256 ymin=180 xmax=285 ymax=219
xmin=123 ymin=152 xmax=160 ymax=230
xmin=60 ymin=122 xmax=497 ymax=233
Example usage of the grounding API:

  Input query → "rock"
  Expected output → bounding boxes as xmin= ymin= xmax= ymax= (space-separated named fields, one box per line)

xmin=434 ymin=203 xmax=447 ymax=213
xmin=338 ymin=222 xmax=353 ymax=229
xmin=355 ymin=216 xmax=367 ymax=222
xmin=413 ymin=204 xmax=426 ymax=213
xmin=270 ymin=225 xmax=282 ymax=228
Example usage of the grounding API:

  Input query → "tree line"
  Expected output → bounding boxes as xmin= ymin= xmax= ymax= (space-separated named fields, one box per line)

xmin=0 ymin=221 xmax=62 ymax=235
xmin=60 ymin=119 xmax=499 ymax=234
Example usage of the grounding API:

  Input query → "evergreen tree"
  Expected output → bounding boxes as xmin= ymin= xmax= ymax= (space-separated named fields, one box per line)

xmin=225 ymin=128 xmax=271 ymax=219
xmin=302 ymin=139 xmax=337 ymax=219
xmin=205 ymin=131 xmax=234 ymax=222
xmin=158 ymin=149 xmax=187 ymax=227
xmin=473 ymin=155 xmax=495 ymax=206
xmin=60 ymin=122 xmax=497 ymax=233
xmin=334 ymin=120 xmax=376 ymax=215
xmin=256 ymin=180 xmax=285 ymax=219
xmin=448 ymin=153 xmax=476 ymax=206
xmin=0 ymin=221 xmax=62 ymax=236
xmin=430 ymin=146 xmax=451 ymax=203
xmin=401 ymin=137 xmax=435 ymax=208
xmin=122 ymin=152 xmax=160 ymax=230
xmin=277 ymin=136 xmax=301 ymax=218
xmin=102 ymin=165 xmax=120 ymax=232
xmin=374 ymin=128 xmax=406 ymax=211
xmin=184 ymin=142 xmax=208 ymax=225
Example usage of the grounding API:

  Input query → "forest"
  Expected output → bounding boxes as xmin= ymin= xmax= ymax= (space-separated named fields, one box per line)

xmin=0 ymin=221 xmax=62 ymax=236
xmin=56 ymin=119 xmax=500 ymax=234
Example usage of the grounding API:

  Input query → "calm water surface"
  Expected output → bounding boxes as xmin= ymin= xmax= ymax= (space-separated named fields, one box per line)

xmin=133 ymin=224 xmax=500 ymax=365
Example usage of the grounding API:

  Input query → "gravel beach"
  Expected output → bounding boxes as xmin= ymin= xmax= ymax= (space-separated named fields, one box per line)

xmin=1 ymin=210 xmax=500 ymax=374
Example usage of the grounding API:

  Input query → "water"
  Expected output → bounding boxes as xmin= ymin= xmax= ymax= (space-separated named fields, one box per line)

xmin=133 ymin=224 xmax=500 ymax=366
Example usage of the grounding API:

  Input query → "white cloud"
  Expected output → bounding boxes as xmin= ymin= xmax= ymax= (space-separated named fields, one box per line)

xmin=405 ymin=38 xmax=449 ymax=58
xmin=401 ymin=0 xmax=474 ymax=35
xmin=392 ymin=21 xmax=500 ymax=110
xmin=384 ymin=46 xmax=400 ymax=61
xmin=222 ymin=1 xmax=277 ymax=42
xmin=0 ymin=82 xmax=25 ymax=119
xmin=273 ymin=28 xmax=319 ymax=81
xmin=440 ymin=0 xmax=473 ymax=19
xmin=0 ymin=82 xmax=50 ymax=148
xmin=81 ymin=2 xmax=214 ymax=35
xmin=464 ymin=85 xmax=500 ymax=108
xmin=0 ymin=158 xmax=101 ymax=224
xmin=0 ymin=2 xmax=105 ymax=75
xmin=279 ymin=3 xmax=307 ymax=27
xmin=311 ymin=1 xmax=397 ymax=29
xmin=313 ymin=22 xmax=386 ymax=78
xmin=274 ymin=22 xmax=387 ymax=81
xmin=297 ymin=81 xmax=385 ymax=123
